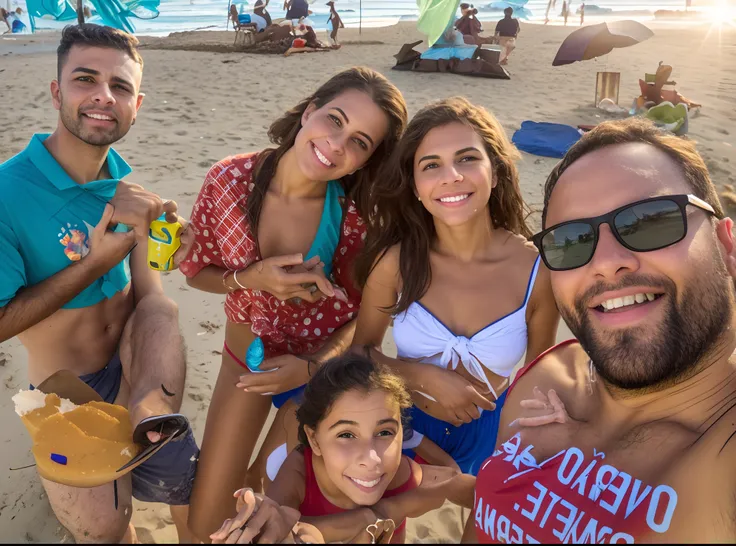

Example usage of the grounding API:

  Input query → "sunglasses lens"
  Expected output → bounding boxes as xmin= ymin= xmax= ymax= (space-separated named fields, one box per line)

xmin=614 ymin=199 xmax=684 ymax=251
xmin=541 ymin=222 xmax=596 ymax=270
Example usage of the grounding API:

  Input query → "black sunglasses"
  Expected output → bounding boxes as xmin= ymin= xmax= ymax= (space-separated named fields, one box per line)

xmin=532 ymin=194 xmax=716 ymax=272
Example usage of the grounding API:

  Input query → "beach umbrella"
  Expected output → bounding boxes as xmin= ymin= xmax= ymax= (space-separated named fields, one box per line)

xmin=417 ymin=0 xmax=461 ymax=47
xmin=552 ymin=20 xmax=654 ymax=66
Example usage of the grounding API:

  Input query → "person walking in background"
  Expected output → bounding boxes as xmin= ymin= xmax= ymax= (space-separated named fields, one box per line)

xmin=494 ymin=7 xmax=520 ymax=65
xmin=326 ymin=1 xmax=343 ymax=47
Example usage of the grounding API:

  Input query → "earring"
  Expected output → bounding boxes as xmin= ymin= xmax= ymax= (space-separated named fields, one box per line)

xmin=587 ymin=359 xmax=597 ymax=395
xmin=417 ymin=197 xmax=422 ymax=202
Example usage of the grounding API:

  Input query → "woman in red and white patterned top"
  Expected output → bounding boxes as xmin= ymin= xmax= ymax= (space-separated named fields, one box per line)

xmin=179 ymin=67 xmax=407 ymax=541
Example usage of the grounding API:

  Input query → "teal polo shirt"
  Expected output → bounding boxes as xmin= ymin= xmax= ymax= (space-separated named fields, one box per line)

xmin=0 ymin=134 xmax=132 ymax=309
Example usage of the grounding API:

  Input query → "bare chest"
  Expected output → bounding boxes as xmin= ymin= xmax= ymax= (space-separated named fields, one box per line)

xmin=419 ymin=258 xmax=533 ymax=338
xmin=257 ymin=195 xmax=325 ymax=259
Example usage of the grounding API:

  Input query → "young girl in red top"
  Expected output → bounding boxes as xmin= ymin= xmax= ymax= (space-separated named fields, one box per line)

xmin=179 ymin=67 xmax=408 ymax=540
xmin=211 ymin=352 xmax=470 ymax=544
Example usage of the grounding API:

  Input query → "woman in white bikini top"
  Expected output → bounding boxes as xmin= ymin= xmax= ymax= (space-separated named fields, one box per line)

xmin=352 ymin=97 xmax=559 ymax=474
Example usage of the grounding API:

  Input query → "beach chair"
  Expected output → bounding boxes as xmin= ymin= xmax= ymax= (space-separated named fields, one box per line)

xmin=234 ymin=26 xmax=256 ymax=46
xmin=230 ymin=5 xmax=257 ymax=46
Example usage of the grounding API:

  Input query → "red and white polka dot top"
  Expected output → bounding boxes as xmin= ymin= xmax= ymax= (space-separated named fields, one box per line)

xmin=179 ymin=152 xmax=366 ymax=358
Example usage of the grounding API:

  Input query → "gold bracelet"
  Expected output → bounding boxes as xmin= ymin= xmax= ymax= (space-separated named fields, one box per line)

xmin=222 ymin=270 xmax=233 ymax=291
xmin=233 ymin=270 xmax=247 ymax=290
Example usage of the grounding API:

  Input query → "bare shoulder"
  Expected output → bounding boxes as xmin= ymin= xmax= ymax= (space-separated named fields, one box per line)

xmin=366 ymin=244 xmax=401 ymax=288
xmin=502 ymin=341 xmax=593 ymax=425
xmin=266 ymin=448 xmax=307 ymax=508
xmin=500 ymin=230 xmax=538 ymax=258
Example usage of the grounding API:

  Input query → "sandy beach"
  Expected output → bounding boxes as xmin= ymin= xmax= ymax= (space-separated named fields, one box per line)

xmin=0 ymin=19 xmax=734 ymax=543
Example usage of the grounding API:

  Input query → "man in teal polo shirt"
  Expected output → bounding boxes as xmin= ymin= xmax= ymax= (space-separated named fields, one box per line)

xmin=0 ymin=24 xmax=198 ymax=543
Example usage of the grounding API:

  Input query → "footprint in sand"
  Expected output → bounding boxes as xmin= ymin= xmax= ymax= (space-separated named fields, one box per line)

xmin=199 ymin=320 xmax=221 ymax=334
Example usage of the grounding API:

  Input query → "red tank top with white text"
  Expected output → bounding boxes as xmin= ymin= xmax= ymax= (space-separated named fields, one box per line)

xmin=473 ymin=341 xmax=680 ymax=544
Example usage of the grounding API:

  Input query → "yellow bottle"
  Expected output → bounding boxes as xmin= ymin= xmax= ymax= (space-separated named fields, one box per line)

xmin=148 ymin=215 xmax=182 ymax=271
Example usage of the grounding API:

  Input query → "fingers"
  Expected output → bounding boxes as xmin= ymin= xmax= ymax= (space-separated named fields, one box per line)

xmin=172 ymin=222 xmax=194 ymax=268
xmin=304 ymin=263 xmax=335 ymax=297
xmin=532 ymin=386 xmax=547 ymax=402
xmin=515 ymin=414 xmax=559 ymax=427
xmin=519 ymin=399 xmax=549 ymax=410
xmin=210 ymin=519 xmax=235 ymax=543
xmin=162 ymin=199 xmax=179 ymax=223
xmin=466 ymin=403 xmax=481 ymax=421
xmin=290 ymin=287 xmax=333 ymax=303
xmin=237 ymin=502 xmax=273 ymax=544
xmin=210 ymin=490 xmax=257 ymax=541
xmin=468 ymin=387 xmax=496 ymax=412
xmin=547 ymin=389 xmax=566 ymax=412
xmin=302 ymin=255 xmax=322 ymax=269
xmin=95 ymin=204 xmax=115 ymax=232
xmin=225 ymin=489 xmax=258 ymax=538
xmin=268 ymin=253 xmax=307 ymax=268
xmin=237 ymin=371 xmax=283 ymax=394
xmin=282 ymin=271 xmax=334 ymax=293
xmin=332 ymin=286 xmax=349 ymax=302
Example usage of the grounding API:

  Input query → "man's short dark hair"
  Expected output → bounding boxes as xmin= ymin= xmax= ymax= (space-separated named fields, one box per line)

xmin=460 ymin=3 xmax=470 ymax=9
xmin=542 ymin=118 xmax=725 ymax=227
xmin=57 ymin=24 xmax=143 ymax=80
xmin=504 ymin=7 xmax=514 ymax=16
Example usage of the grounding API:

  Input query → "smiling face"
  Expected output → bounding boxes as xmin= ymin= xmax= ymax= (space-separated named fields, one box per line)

xmin=413 ymin=122 xmax=495 ymax=228
xmin=294 ymin=88 xmax=390 ymax=183
xmin=306 ymin=388 xmax=403 ymax=507
xmin=546 ymin=142 xmax=734 ymax=389
xmin=52 ymin=45 xmax=144 ymax=147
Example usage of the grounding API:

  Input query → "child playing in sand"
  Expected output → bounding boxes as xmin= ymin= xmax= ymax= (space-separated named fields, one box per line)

xmin=211 ymin=353 xmax=472 ymax=544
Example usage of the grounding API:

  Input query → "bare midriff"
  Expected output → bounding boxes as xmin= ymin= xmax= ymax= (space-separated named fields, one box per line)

xmin=20 ymin=286 xmax=134 ymax=386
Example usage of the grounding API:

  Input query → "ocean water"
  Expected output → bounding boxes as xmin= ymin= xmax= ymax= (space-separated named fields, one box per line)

xmin=16 ymin=0 xmax=711 ymax=36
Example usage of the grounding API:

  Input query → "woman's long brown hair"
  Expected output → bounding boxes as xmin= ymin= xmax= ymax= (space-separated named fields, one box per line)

xmin=355 ymin=97 xmax=532 ymax=315
xmin=246 ymin=67 xmax=408 ymax=236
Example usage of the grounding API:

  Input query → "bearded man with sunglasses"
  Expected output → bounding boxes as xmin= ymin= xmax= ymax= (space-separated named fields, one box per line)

xmin=466 ymin=118 xmax=736 ymax=543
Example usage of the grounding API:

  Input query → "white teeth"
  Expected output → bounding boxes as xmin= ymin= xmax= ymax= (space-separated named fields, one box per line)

xmin=439 ymin=194 xmax=469 ymax=203
xmin=313 ymin=145 xmax=333 ymax=167
xmin=86 ymin=113 xmax=113 ymax=121
xmin=350 ymin=477 xmax=380 ymax=488
xmin=600 ymin=293 xmax=658 ymax=311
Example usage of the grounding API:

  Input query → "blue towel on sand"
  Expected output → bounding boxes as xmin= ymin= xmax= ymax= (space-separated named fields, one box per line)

xmin=512 ymin=121 xmax=582 ymax=158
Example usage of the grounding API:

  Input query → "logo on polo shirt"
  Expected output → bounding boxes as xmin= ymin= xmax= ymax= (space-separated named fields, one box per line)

xmin=58 ymin=222 xmax=90 ymax=262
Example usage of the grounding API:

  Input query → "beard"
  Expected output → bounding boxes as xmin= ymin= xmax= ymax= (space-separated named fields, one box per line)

xmin=558 ymin=253 xmax=733 ymax=391
xmin=59 ymin=95 xmax=129 ymax=147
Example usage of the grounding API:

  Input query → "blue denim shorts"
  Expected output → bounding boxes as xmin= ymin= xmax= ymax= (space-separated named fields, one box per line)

xmin=402 ymin=390 xmax=508 ymax=476
xmin=31 ymin=355 xmax=199 ymax=505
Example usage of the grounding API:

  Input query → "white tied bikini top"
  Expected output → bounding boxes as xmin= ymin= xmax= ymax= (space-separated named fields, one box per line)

xmin=393 ymin=256 xmax=541 ymax=402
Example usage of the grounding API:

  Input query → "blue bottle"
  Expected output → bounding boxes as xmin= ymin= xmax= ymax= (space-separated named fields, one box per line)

xmin=245 ymin=337 xmax=265 ymax=372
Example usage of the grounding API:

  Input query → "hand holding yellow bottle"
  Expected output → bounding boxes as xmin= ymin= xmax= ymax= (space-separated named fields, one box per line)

xmin=147 ymin=214 xmax=182 ymax=271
